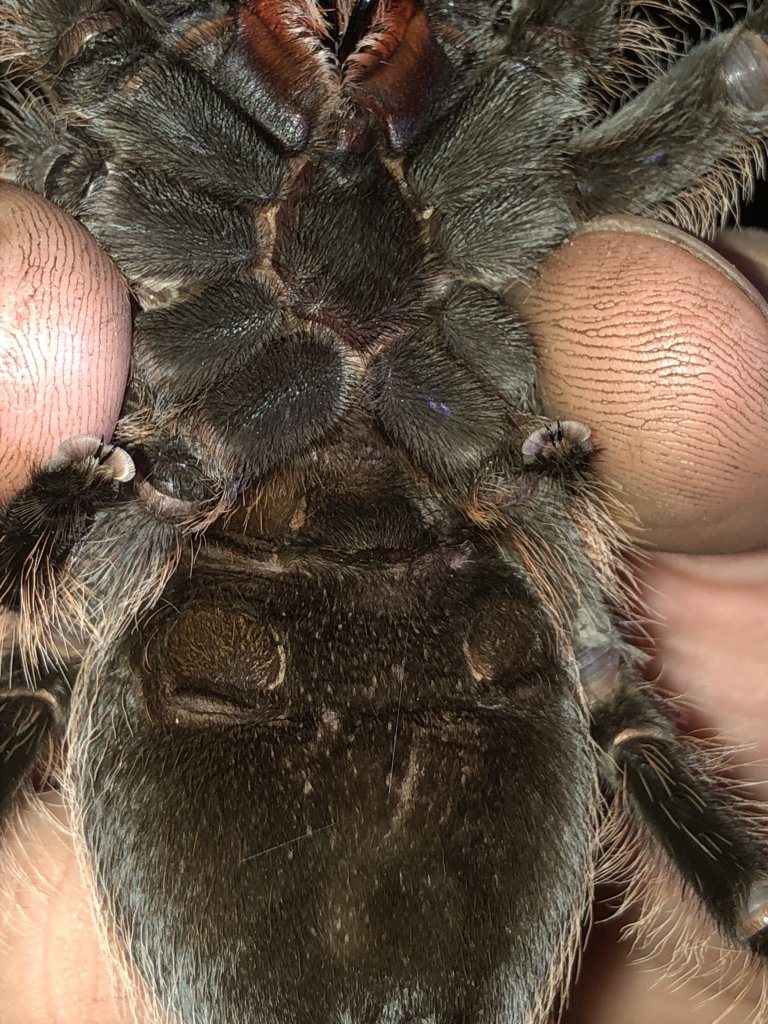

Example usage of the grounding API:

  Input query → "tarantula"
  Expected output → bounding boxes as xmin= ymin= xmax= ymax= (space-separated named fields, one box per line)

xmin=1 ymin=1 xmax=767 ymax=1021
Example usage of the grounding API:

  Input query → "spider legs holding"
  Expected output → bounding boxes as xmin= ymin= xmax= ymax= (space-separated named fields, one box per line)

xmin=586 ymin=659 xmax=768 ymax=957
xmin=0 ymin=435 xmax=134 ymax=612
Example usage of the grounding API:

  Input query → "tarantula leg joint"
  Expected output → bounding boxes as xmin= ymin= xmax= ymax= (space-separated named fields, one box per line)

xmin=0 ymin=435 xmax=135 ymax=611
xmin=0 ymin=675 xmax=70 ymax=818
xmin=723 ymin=32 xmax=768 ymax=111
xmin=577 ymin=643 xmax=621 ymax=701
xmin=56 ymin=10 xmax=127 ymax=68
xmin=607 ymin=725 xmax=671 ymax=756
xmin=46 ymin=434 xmax=135 ymax=483
xmin=521 ymin=420 xmax=593 ymax=470
xmin=136 ymin=479 xmax=213 ymax=526
xmin=0 ymin=686 xmax=66 ymax=730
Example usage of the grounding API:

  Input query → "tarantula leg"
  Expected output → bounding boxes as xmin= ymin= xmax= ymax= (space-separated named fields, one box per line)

xmin=0 ymin=666 xmax=70 ymax=821
xmin=521 ymin=419 xmax=593 ymax=473
xmin=587 ymin=662 xmax=768 ymax=956
xmin=0 ymin=435 xmax=135 ymax=611
xmin=570 ymin=17 xmax=768 ymax=231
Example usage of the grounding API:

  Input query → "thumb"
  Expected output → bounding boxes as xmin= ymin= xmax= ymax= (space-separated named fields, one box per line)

xmin=0 ymin=183 xmax=131 ymax=503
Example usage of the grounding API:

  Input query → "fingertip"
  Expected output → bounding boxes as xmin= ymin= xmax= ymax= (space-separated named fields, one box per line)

xmin=522 ymin=217 xmax=768 ymax=554
xmin=0 ymin=184 xmax=131 ymax=504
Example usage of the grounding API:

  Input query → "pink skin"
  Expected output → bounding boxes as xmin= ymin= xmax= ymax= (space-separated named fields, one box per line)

xmin=0 ymin=182 xmax=131 ymax=504
xmin=0 ymin=184 xmax=767 ymax=1023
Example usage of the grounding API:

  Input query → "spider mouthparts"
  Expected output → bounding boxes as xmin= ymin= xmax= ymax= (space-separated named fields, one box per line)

xmin=240 ymin=1 xmax=416 ymax=74
xmin=236 ymin=0 xmax=449 ymax=150
xmin=323 ymin=0 xmax=378 ymax=63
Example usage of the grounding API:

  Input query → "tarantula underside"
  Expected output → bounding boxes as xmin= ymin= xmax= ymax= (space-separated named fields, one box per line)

xmin=0 ymin=1 xmax=768 ymax=1022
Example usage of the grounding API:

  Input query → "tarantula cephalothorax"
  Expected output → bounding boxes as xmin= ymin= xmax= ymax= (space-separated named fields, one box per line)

xmin=1 ymin=1 xmax=768 ymax=1022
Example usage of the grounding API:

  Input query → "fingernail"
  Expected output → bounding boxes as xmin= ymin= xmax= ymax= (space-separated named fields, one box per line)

xmin=711 ymin=227 xmax=768 ymax=300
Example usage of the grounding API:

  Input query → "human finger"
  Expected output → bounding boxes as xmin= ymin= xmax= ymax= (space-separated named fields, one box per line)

xmin=521 ymin=218 xmax=768 ymax=553
xmin=0 ymin=186 xmax=134 ymax=1021
xmin=0 ymin=182 xmax=131 ymax=503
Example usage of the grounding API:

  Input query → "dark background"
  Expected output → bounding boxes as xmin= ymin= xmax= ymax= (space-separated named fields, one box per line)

xmin=742 ymin=178 xmax=767 ymax=228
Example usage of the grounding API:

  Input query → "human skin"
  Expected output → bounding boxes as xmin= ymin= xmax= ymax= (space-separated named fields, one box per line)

xmin=525 ymin=221 xmax=768 ymax=1023
xmin=0 ymin=185 xmax=767 ymax=1023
